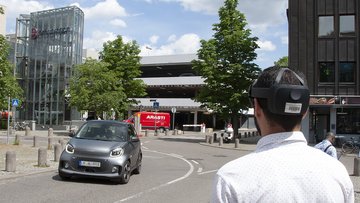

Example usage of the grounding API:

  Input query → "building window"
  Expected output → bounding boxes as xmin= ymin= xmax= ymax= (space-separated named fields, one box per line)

xmin=318 ymin=16 xmax=334 ymax=37
xmin=319 ymin=62 xmax=335 ymax=83
xmin=337 ymin=108 xmax=360 ymax=134
xmin=339 ymin=62 xmax=355 ymax=83
xmin=340 ymin=15 xmax=355 ymax=37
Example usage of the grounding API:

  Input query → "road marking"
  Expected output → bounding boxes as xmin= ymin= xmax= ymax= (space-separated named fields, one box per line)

xmin=114 ymin=149 xmax=194 ymax=203
xmin=198 ymin=169 xmax=218 ymax=175
xmin=197 ymin=167 xmax=203 ymax=173
xmin=191 ymin=160 xmax=199 ymax=165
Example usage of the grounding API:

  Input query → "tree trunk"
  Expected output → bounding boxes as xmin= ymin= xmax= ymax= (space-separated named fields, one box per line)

xmin=232 ymin=113 xmax=239 ymax=140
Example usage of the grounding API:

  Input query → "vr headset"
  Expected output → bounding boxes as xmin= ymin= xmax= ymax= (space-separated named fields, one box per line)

xmin=249 ymin=68 xmax=310 ymax=115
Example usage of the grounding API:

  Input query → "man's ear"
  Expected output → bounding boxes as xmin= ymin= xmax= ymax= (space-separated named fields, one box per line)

xmin=254 ymin=98 xmax=262 ymax=117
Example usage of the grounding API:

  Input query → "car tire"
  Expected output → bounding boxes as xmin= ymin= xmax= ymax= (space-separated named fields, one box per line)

xmin=133 ymin=153 xmax=142 ymax=175
xmin=58 ymin=172 xmax=71 ymax=180
xmin=117 ymin=161 xmax=131 ymax=184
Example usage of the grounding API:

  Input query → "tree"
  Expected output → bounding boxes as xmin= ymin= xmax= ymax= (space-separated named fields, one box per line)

xmin=99 ymin=36 xmax=147 ymax=118
xmin=274 ymin=56 xmax=288 ymax=67
xmin=69 ymin=59 xmax=126 ymax=118
xmin=192 ymin=0 xmax=261 ymax=137
xmin=0 ymin=35 xmax=23 ymax=110
xmin=0 ymin=6 xmax=4 ymax=14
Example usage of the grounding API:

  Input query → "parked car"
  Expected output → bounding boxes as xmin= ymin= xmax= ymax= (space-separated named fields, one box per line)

xmin=58 ymin=120 xmax=142 ymax=184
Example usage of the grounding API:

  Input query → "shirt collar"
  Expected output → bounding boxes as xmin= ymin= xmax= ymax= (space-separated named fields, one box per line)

xmin=256 ymin=131 xmax=308 ymax=152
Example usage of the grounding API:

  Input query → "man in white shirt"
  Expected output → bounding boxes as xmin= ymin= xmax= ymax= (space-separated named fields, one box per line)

xmin=211 ymin=66 xmax=354 ymax=203
xmin=315 ymin=132 xmax=338 ymax=159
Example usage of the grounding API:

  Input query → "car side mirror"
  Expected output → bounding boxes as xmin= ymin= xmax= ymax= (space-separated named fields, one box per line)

xmin=69 ymin=131 xmax=75 ymax=137
xmin=131 ymin=136 xmax=139 ymax=142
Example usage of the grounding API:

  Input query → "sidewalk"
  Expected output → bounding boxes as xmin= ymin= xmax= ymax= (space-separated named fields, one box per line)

xmin=0 ymin=129 xmax=70 ymax=180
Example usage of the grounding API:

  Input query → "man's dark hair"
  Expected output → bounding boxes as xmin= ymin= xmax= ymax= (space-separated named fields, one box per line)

xmin=253 ymin=66 xmax=306 ymax=131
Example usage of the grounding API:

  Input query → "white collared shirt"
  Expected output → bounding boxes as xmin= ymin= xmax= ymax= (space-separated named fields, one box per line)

xmin=211 ymin=131 xmax=354 ymax=203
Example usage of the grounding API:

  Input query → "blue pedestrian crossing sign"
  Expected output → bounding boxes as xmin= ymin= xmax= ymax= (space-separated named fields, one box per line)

xmin=12 ymin=99 xmax=19 ymax=107
xmin=153 ymin=101 xmax=159 ymax=109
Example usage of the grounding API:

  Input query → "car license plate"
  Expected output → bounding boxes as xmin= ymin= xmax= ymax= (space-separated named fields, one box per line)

xmin=79 ymin=161 xmax=101 ymax=167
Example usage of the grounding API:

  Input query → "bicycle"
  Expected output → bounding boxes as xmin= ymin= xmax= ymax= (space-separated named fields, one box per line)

xmin=13 ymin=121 xmax=29 ymax=131
xmin=341 ymin=137 xmax=360 ymax=154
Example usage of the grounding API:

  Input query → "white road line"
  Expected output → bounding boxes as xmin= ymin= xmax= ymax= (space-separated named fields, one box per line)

xmin=197 ymin=167 xmax=203 ymax=173
xmin=191 ymin=160 xmax=199 ymax=165
xmin=198 ymin=169 xmax=218 ymax=175
xmin=114 ymin=149 xmax=194 ymax=203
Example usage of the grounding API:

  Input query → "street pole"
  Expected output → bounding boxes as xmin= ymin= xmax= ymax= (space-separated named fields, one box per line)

xmin=172 ymin=112 xmax=175 ymax=130
xmin=6 ymin=96 xmax=10 ymax=144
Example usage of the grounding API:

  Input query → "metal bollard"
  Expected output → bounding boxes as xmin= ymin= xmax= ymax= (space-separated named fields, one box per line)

xmin=33 ymin=136 xmax=40 ymax=147
xmin=219 ymin=136 xmax=223 ymax=146
xmin=54 ymin=143 xmax=62 ymax=162
xmin=25 ymin=126 xmax=31 ymax=136
xmin=48 ymin=128 xmax=53 ymax=137
xmin=6 ymin=151 xmax=16 ymax=172
xmin=38 ymin=148 xmax=47 ymax=167
xmin=235 ymin=138 xmax=239 ymax=148
xmin=354 ymin=157 xmax=360 ymax=176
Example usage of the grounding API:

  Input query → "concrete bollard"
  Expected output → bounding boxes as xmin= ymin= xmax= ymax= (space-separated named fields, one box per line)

xmin=209 ymin=135 xmax=214 ymax=144
xmin=48 ymin=128 xmax=53 ymax=137
xmin=25 ymin=126 xmax=31 ymax=136
xmin=235 ymin=138 xmax=239 ymax=148
xmin=165 ymin=129 xmax=169 ymax=136
xmin=172 ymin=130 xmax=176 ymax=135
xmin=213 ymin=133 xmax=217 ymax=142
xmin=38 ymin=148 xmax=48 ymax=167
xmin=33 ymin=136 xmax=40 ymax=147
xmin=219 ymin=136 xmax=223 ymax=146
xmin=205 ymin=135 xmax=209 ymax=143
xmin=14 ymin=134 xmax=21 ymax=145
xmin=54 ymin=143 xmax=62 ymax=162
xmin=59 ymin=139 xmax=67 ymax=151
xmin=48 ymin=137 xmax=54 ymax=150
xmin=5 ymin=151 xmax=16 ymax=172
xmin=354 ymin=157 xmax=360 ymax=176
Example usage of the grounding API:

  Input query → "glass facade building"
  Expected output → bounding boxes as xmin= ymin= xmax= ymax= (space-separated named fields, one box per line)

xmin=15 ymin=6 xmax=84 ymax=125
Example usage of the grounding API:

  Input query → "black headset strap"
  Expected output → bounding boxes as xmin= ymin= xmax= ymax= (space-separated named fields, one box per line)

xmin=275 ymin=68 xmax=305 ymax=86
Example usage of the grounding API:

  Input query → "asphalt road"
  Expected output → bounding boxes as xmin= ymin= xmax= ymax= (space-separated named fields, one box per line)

xmin=0 ymin=131 xmax=359 ymax=202
xmin=0 ymin=134 xmax=248 ymax=203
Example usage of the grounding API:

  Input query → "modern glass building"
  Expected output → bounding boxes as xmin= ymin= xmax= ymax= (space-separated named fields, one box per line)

xmin=15 ymin=6 xmax=84 ymax=125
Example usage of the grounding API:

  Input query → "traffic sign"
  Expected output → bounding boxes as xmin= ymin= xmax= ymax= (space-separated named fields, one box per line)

xmin=153 ymin=101 xmax=159 ymax=109
xmin=12 ymin=99 xmax=19 ymax=107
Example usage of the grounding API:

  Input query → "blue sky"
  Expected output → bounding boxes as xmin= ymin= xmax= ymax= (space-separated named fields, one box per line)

xmin=0 ymin=0 xmax=288 ymax=69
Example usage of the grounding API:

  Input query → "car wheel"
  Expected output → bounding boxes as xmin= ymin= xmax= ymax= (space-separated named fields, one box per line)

xmin=133 ymin=153 xmax=142 ymax=175
xmin=117 ymin=161 xmax=131 ymax=184
xmin=58 ymin=171 xmax=71 ymax=181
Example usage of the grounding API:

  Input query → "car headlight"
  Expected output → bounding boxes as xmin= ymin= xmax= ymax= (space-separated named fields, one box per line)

xmin=65 ymin=143 xmax=74 ymax=154
xmin=110 ymin=147 xmax=124 ymax=157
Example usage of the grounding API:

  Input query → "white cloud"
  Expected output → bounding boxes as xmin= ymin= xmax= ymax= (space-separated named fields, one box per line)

xmin=0 ymin=0 xmax=53 ymax=19
xmin=281 ymin=36 xmax=288 ymax=45
xmin=140 ymin=33 xmax=200 ymax=56
xmin=257 ymin=40 xmax=276 ymax=51
xmin=167 ymin=34 xmax=177 ymax=42
xmin=149 ymin=35 xmax=159 ymax=44
xmin=71 ymin=0 xmax=127 ymax=20
xmin=109 ymin=19 xmax=127 ymax=28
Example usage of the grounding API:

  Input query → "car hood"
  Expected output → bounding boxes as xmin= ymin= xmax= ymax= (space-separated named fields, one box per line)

xmin=69 ymin=138 xmax=127 ymax=156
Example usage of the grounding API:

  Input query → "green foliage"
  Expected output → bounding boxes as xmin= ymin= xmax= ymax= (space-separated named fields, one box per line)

xmin=0 ymin=6 xmax=3 ymax=14
xmin=99 ymin=35 xmax=147 ymax=114
xmin=0 ymin=35 xmax=23 ymax=110
xmin=274 ymin=56 xmax=288 ymax=67
xmin=192 ymin=0 xmax=260 ymax=123
xmin=69 ymin=36 xmax=146 ymax=118
xmin=69 ymin=59 xmax=126 ymax=116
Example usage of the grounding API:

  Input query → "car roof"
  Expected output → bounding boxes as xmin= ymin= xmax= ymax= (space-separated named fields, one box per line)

xmin=86 ymin=120 xmax=129 ymax=126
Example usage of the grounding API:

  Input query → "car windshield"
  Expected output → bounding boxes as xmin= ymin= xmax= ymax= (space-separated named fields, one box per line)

xmin=75 ymin=122 xmax=128 ymax=142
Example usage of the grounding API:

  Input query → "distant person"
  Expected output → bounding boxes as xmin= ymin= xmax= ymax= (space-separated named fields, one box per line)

xmin=211 ymin=66 xmax=354 ymax=203
xmin=314 ymin=132 xmax=338 ymax=159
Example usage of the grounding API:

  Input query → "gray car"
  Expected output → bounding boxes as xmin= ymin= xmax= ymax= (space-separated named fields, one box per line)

xmin=58 ymin=120 xmax=142 ymax=184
